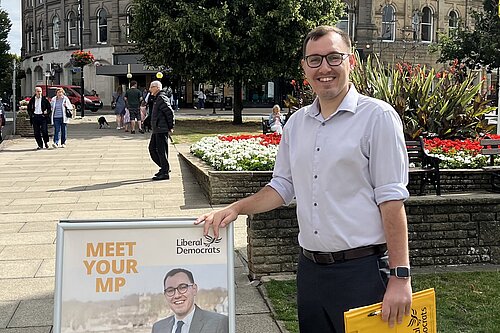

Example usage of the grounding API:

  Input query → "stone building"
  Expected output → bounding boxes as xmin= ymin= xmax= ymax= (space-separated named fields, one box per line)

xmin=20 ymin=0 xmax=156 ymax=106
xmin=20 ymin=0 xmax=492 ymax=107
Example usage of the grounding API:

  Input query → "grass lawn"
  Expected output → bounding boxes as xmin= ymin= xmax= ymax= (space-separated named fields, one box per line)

xmin=264 ymin=270 xmax=500 ymax=333
xmin=172 ymin=118 xmax=262 ymax=144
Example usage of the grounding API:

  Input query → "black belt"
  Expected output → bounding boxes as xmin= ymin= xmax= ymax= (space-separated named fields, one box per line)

xmin=302 ymin=244 xmax=387 ymax=265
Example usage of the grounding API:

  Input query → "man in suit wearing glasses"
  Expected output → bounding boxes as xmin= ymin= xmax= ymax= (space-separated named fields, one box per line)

xmin=152 ymin=268 xmax=228 ymax=333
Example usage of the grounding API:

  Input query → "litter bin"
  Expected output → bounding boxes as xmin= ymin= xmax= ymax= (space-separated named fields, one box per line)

xmin=224 ymin=97 xmax=233 ymax=110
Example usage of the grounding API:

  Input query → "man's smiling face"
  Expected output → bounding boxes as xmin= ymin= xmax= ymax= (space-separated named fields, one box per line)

xmin=301 ymin=31 xmax=354 ymax=104
xmin=164 ymin=272 xmax=197 ymax=319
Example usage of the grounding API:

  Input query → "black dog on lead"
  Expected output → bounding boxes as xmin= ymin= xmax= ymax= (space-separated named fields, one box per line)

xmin=142 ymin=115 xmax=152 ymax=132
xmin=98 ymin=116 xmax=110 ymax=129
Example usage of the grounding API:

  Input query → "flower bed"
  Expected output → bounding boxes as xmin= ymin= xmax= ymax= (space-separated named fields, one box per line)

xmin=190 ymin=133 xmax=280 ymax=171
xmin=190 ymin=133 xmax=500 ymax=171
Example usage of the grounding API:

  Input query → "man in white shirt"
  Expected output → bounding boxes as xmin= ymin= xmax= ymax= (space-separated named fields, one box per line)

xmin=151 ymin=268 xmax=228 ymax=333
xmin=27 ymin=87 xmax=51 ymax=149
xmin=196 ymin=25 xmax=412 ymax=333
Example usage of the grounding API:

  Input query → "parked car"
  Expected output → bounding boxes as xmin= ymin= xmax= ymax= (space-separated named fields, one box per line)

xmin=39 ymin=85 xmax=103 ymax=112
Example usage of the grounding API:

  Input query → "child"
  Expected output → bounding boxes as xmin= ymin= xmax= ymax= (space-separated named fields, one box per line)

xmin=268 ymin=104 xmax=285 ymax=135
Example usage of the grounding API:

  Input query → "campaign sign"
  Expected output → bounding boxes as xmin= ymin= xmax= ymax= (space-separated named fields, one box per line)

xmin=53 ymin=218 xmax=235 ymax=333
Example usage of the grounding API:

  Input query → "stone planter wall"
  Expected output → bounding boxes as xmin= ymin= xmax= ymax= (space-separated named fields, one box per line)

xmin=180 ymin=152 xmax=494 ymax=204
xmin=15 ymin=112 xmax=33 ymax=137
xmin=246 ymin=194 xmax=500 ymax=279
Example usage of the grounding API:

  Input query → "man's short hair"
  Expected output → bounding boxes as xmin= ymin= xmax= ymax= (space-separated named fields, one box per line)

xmin=302 ymin=25 xmax=352 ymax=58
xmin=150 ymin=80 xmax=163 ymax=90
xmin=163 ymin=268 xmax=194 ymax=287
xmin=35 ymin=87 xmax=42 ymax=92
xmin=130 ymin=80 xmax=138 ymax=87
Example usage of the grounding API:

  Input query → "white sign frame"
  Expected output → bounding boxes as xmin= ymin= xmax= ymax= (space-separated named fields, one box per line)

xmin=54 ymin=218 xmax=235 ymax=333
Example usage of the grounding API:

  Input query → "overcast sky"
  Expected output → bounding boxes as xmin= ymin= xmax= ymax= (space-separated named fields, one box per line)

xmin=1 ymin=0 xmax=21 ymax=55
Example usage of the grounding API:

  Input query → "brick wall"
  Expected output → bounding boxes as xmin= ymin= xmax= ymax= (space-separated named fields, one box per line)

xmin=181 ymin=152 xmax=494 ymax=204
xmin=246 ymin=194 xmax=500 ymax=279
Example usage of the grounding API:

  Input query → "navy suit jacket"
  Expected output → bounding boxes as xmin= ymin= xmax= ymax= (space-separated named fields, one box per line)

xmin=152 ymin=305 xmax=229 ymax=333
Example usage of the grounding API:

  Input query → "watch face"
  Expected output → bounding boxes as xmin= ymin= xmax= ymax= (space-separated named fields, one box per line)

xmin=396 ymin=267 xmax=410 ymax=277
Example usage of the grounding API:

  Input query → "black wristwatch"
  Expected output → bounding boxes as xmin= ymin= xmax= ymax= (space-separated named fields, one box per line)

xmin=390 ymin=266 xmax=410 ymax=279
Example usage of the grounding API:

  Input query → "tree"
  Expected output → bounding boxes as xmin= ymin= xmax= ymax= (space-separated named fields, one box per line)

xmin=432 ymin=0 xmax=500 ymax=70
xmin=131 ymin=0 xmax=344 ymax=124
xmin=0 ymin=8 xmax=12 ymax=96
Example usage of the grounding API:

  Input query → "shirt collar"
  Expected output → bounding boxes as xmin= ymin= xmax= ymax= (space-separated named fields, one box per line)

xmin=174 ymin=306 xmax=195 ymax=330
xmin=305 ymin=83 xmax=360 ymax=120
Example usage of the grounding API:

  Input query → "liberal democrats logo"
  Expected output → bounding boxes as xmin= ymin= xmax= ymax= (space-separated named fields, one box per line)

xmin=407 ymin=307 xmax=429 ymax=333
xmin=176 ymin=236 xmax=222 ymax=255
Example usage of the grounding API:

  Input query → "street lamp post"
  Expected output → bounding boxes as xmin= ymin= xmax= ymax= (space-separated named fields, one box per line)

xmin=45 ymin=71 xmax=51 ymax=95
xmin=78 ymin=0 xmax=85 ymax=118
xmin=127 ymin=64 xmax=132 ymax=88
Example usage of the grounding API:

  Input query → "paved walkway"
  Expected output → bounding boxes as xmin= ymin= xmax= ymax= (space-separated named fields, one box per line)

xmin=0 ymin=115 xmax=282 ymax=333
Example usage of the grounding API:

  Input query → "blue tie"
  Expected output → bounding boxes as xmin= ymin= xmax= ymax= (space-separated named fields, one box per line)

xmin=175 ymin=320 xmax=184 ymax=333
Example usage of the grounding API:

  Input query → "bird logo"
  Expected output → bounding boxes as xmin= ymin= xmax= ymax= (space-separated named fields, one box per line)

xmin=203 ymin=235 xmax=222 ymax=247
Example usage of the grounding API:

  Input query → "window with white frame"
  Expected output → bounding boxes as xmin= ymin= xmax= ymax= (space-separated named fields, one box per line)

xmin=52 ymin=16 xmax=60 ymax=49
xmin=126 ymin=7 xmax=134 ymax=43
xmin=381 ymin=5 xmax=396 ymax=41
xmin=37 ymin=20 xmax=43 ymax=52
xmin=449 ymin=10 xmax=459 ymax=33
xmin=97 ymin=8 xmax=108 ymax=44
xmin=68 ymin=11 xmax=78 ymax=46
xmin=421 ymin=6 xmax=433 ymax=42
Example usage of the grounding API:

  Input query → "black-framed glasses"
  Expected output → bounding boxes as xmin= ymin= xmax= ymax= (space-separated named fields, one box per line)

xmin=164 ymin=283 xmax=194 ymax=297
xmin=304 ymin=52 xmax=350 ymax=68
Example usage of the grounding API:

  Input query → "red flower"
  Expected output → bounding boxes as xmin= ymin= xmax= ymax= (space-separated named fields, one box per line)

xmin=291 ymin=80 xmax=296 ymax=86
xmin=303 ymin=79 xmax=309 ymax=86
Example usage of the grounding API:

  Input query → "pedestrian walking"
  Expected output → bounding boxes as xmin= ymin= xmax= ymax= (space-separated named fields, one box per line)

xmin=50 ymin=88 xmax=72 ymax=148
xmin=124 ymin=81 xmax=143 ymax=134
xmin=112 ymin=86 xmax=126 ymax=129
xmin=147 ymin=80 xmax=174 ymax=181
xmin=27 ymin=87 xmax=51 ymax=150
xmin=196 ymin=25 xmax=412 ymax=333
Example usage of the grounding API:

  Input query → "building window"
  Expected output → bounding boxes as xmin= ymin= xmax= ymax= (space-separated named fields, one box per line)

xmin=27 ymin=25 xmax=33 ymax=53
xmin=97 ymin=9 xmax=108 ymax=44
xmin=27 ymin=0 xmax=33 ymax=7
xmin=449 ymin=10 xmax=459 ymax=33
xmin=37 ymin=20 xmax=43 ymax=52
xmin=381 ymin=5 xmax=396 ymax=42
xmin=336 ymin=8 xmax=349 ymax=35
xmin=67 ymin=11 xmax=79 ymax=46
xmin=421 ymin=6 xmax=433 ymax=42
xmin=126 ymin=7 xmax=134 ymax=43
xmin=52 ymin=16 xmax=60 ymax=49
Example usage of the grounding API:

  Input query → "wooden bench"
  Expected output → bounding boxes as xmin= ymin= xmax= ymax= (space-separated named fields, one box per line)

xmin=406 ymin=137 xmax=441 ymax=195
xmin=479 ymin=138 xmax=500 ymax=192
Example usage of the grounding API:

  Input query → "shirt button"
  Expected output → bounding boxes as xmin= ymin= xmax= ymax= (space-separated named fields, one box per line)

xmin=321 ymin=122 xmax=326 ymax=126
xmin=314 ymin=231 xmax=318 ymax=235
xmin=313 ymin=203 xmax=317 ymax=206
xmin=316 ymin=148 xmax=320 ymax=151
xmin=314 ymin=175 xmax=318 ymax=179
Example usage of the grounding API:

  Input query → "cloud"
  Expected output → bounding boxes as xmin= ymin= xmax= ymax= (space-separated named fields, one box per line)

xmin=1 ymin=1 xmax=22 ymax=55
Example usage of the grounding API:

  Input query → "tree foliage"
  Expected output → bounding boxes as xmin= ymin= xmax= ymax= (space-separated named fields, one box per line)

xmin=432 ymin=0 xmax=500 ymax=70
xmin=0 ymin=8 xmax=12 ymax=96
xmin=130 ymin=0 xmax=344 ymax=124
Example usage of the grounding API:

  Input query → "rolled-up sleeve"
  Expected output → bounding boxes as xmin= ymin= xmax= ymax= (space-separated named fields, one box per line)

xmin=268 ymin=127 xmax=295 ymax=205
xmin=369 ymin=110 xmax=409 ymax=205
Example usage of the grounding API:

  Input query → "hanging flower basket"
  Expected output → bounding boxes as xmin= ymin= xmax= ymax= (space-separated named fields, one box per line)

xmin=70 ymin=50 xmax=95 ymax=67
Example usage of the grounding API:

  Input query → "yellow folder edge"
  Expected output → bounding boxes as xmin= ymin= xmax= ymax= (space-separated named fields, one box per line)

xmin=344 ymin=288 xmax=436 ymax=333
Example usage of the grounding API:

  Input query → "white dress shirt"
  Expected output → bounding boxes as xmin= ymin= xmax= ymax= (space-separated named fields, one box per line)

xmin=268 ymin=84 xmax=409 ymax=252
xmin=171 ymin=306 xmax=195 ymax=333
xmin=34 ymin=96 xmax=43 ymax=114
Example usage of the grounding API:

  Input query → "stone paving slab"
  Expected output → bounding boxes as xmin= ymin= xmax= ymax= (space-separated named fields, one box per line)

xmin=35 ymin=259 xmax=55 ymax=278
xmin=0 ymin=277 xmax=54 ymax=301
xmin=19 ymin=222 xmax=58 ymax=233
xmin=0 ymin=326 xmax=52 ymax=333
xmin=0 ymin=301 xmax=18 ymax=328
xmin=0 ymin=245 xmax=56 ymax=260
xmin=0 ymin=260 xmax=42 ymax=279
xmin=0 ymin=232 xmax=55 ymax=246
xmin=0 ymin=225 xmax=23 ymax=234
xmin=8 ymin=299 xmax=53 ymax=328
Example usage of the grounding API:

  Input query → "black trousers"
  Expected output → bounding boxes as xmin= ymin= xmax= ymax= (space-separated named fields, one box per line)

xmin=32 ymin=114 xmax=49 ymax=148
xmin=297 ymin=252 xmax=388 ymax=333
xmin=148 ymin=132 xmax=170 ymax=174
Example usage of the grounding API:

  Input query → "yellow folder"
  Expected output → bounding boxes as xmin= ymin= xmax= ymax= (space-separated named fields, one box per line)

xmin=344 ymin=288 xmax=436 ymax=333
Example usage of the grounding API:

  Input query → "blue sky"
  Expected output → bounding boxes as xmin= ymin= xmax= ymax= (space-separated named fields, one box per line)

xmin=2 ymin=0 xmax=21 ymax=55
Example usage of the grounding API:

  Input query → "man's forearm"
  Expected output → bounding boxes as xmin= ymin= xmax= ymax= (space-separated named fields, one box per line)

xmin=379 ymin=200 xmax=410 ymax=267
xmin=229 ymin=185 xmax=285 ymax=216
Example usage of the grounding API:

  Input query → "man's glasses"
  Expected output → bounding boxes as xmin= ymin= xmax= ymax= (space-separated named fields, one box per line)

xmin=304 ymin=52 xmax=350 ymax=68
xmin=164 ymin=283 xmax=194 ymax=297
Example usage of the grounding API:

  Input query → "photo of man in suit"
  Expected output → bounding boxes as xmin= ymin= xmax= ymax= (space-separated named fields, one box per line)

xmin=152 ymin=268 xmax=229 ymax=333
